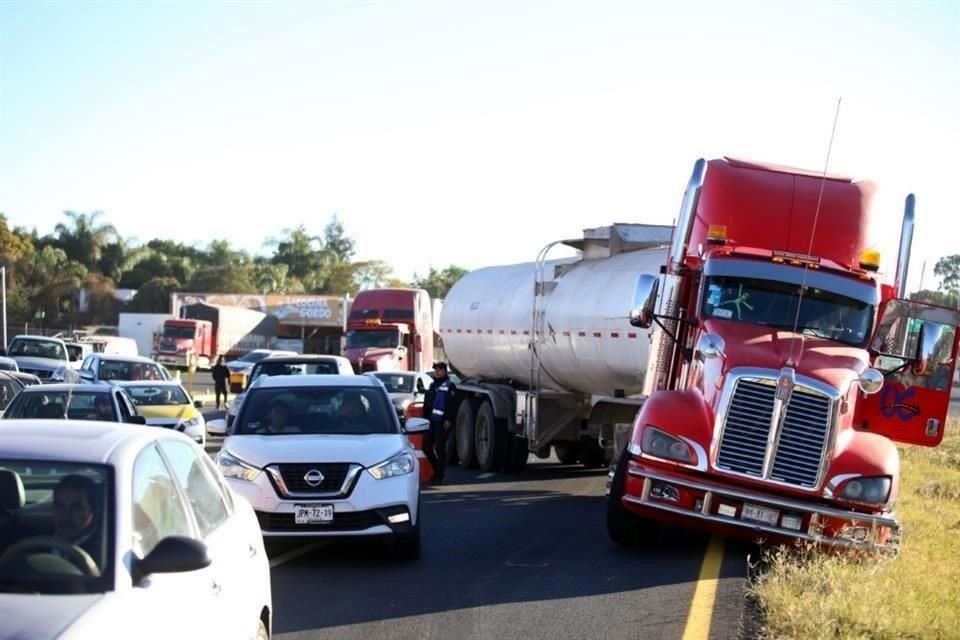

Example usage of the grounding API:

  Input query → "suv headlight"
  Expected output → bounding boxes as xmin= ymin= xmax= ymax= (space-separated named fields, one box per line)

xmin=838 ymin=476 xmax=892 ymax=505
xmin=216 ymin=450 xmax=261 ymax=482
xmin=368 ymin=450 xmax=416 ymax=480
xmin=640 ymin=426 xmax=696 ymax=465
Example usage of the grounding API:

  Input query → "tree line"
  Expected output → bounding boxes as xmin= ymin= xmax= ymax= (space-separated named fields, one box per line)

xmin=0 ymin=210 xmax=467 ymax=330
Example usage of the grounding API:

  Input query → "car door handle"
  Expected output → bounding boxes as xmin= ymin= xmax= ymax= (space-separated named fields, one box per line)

xmin=210 ymin=580 xmax=222 ymax=596
xmin=248 ymin=544 xmax=258 ymax=558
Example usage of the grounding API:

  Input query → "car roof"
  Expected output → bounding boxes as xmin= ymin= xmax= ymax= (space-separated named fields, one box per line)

xmin=260 ymin=354 xmax=345 ymax=362
xmin=0 ymin=421 xmax=161 ymax=464
xmin=19 ymin=382 xmax=116 ymax=392
xmin=253 ymin=374 xmax=378 ymax=389
xmin=89 ymin=354 xmax=158 ymax=364
xmin=113 ymin=380 xmax=185 ymax=389
xmin=11 ymin=335 xmax=64 ymax=342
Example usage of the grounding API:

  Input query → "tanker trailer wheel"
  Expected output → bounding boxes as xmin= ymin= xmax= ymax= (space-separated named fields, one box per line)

xmin=607 ymin=448 xmax=658 ymax=547
xmin=579 ymin=436 xmax=607 ymax=468
xmin=474 ymin=401 xmax=508 ymax=472
xmin=455 ymin=399 xmax=480 ymax=468
xmin=505 ymin=437 xmax=529 ymax=472
xmin=553 ymin=442 xmax=580 ymax=465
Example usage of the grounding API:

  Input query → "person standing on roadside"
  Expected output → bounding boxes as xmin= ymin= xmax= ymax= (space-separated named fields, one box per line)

xmin=422 ymin=362 xmax=458 ymax=485
xmin=211 ymin=355 xmax=229 ymax=410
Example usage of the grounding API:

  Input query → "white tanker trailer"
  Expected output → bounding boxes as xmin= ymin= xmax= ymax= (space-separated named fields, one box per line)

xmin=439 ymin=224 xmax=671 ymax=472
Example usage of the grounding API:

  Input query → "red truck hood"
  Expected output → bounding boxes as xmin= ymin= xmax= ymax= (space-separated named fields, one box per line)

xmin=705 ymin=319 xmax=870 ymax=391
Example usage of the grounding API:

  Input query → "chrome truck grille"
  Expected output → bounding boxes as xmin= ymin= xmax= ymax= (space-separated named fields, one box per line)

xmin=716 ymin=373 xmax=836 ymax=489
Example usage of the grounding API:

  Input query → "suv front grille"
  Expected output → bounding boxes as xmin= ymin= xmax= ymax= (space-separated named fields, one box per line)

xmin=716 ymin=377 xmax=834 ymax=488
xmin=266 ymin=462 xmax=360 ymax=497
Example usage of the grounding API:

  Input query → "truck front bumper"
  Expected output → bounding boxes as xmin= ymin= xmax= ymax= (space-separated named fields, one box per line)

xmin=618 ymin=462 xmax=900 ymax=553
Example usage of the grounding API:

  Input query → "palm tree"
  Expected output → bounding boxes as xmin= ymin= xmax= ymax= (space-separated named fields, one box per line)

xmin=54 ymin=211 xmax=118 ymax=268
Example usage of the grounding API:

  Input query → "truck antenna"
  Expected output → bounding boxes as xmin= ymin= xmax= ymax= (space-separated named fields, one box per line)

xmin=788 ymin=97 xmax=842 ymax=366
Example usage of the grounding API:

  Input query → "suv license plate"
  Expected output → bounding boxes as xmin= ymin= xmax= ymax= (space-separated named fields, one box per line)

xmin=294 ymin=504 xmax=334 ymax=524
xmin=741 ymin=503 xmax=779 ymax=526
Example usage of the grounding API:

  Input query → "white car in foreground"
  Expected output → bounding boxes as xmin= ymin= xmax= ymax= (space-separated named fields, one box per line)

xmin=208 ymin=374 xmax=428 ymax=560
xmin=0 ymin=421 xmax=272 ymax=640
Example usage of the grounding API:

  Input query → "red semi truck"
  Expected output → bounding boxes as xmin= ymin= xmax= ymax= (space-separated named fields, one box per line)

xmin=606 ymin=157 xmax=959 ymax=551
xmin=154 ymin=302 xmax=276 ymax=370
xmin=440 ymin=156 xmax=958 ymax=551
xmin=345 ymin=288 xmax=435 ymax=373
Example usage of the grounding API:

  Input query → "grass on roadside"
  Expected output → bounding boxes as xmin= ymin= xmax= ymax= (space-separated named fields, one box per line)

xmin=750 ymin=420 xmax=960 ymax=640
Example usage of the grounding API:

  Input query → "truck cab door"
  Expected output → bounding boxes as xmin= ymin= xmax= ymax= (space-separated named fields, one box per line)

xmin=857 ymin=299 xmax=960 ymax=446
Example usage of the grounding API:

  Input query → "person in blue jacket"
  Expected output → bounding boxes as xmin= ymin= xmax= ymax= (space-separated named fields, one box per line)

xmin=422 ymin=362 xmax=458 ymax=485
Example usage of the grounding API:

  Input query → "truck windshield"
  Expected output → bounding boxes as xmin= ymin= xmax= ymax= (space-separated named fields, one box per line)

xmin=7 ymin=339 xmax=66 ymax=361
xmin=163 ymin=326 xmax=195 ymax=339
xmin=702 ymin=275 xmax=873 ymax=347
xmin=346 ymin=330 xmax=399 ymax=349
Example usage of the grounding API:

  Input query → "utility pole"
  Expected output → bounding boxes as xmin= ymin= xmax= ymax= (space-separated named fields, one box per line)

xmin=1 ymin=265 xmax=6 ymax=350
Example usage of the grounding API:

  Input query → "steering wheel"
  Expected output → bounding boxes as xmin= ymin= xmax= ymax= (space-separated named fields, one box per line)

xmin=0 ymin=536 xmax=100 ymax=577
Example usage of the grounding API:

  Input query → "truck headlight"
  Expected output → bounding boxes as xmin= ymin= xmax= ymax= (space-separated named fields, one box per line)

xmin=838 ymin=476 xmax=891 ymax=505
xmin=216 ymin=450 xmax=261 ymax=482
xmin=368 ymin=451 xmax=416 ymax=480
xmin=641 ymin=426 xmax=695 ymax=465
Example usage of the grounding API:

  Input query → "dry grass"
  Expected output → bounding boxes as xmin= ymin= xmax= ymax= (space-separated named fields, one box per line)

xmin=750 ymin=420 xmax=960 ymax=639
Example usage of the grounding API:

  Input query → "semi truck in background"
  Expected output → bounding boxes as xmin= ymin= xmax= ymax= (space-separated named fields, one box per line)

xmin=345 ymin=288 xmax=434 ymax=373
xmin=154 ymin=302 xmax=277 ymax=370
xmin=443 ymin=157 xmax=960 ymax=551
xmin=118 ymin=312 xmax=173 ymax=357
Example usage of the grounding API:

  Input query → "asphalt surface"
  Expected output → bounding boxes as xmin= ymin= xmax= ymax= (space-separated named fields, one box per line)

xmin=202 ymin=410 xmax=752 ymax=640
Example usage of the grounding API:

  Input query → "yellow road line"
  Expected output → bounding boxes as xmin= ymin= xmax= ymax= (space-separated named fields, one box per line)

xmin=681 ymin=535 xmax=725 ymax=640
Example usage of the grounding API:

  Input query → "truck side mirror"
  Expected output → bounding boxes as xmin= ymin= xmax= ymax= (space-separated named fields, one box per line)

xmin=913 ymin=321 xmax=945 ymax=376
xmin=629 ymin=275 xmax=659 ymax=329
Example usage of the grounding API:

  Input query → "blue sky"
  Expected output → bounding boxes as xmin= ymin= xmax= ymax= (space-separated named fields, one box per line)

xmin=1 ymin=1 xmax=957 ymax=287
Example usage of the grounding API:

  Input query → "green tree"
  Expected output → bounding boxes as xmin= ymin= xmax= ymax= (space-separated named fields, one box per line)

xmin=911 ymin=289 xmax=960 ymax=308
xmin=353 ymin=260 xmax=395 ymax=291
xmin=268 ymin=225 xmax=325 ymax=283
xmin=129 ymin=277 xmax=181 ymax=313
xmin=412 ymin=265 xmax=469 ymax=299
xmin=187 ymin=265 xmax=256 ymax=293
xmin=22 ymin=246 xmax=88 ymax=323
xmin=53 ymin=210 xmax=118 ymax=268
xmin=934 ymin=255 xmax=960 ymax=297
xmin=322 ymin=214 xmax=355 ymax=263
xmin=204 ymin=239 xmax=250 ymax=268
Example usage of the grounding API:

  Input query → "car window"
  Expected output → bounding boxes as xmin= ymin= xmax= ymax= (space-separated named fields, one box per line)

xmin=235 ymin=385 xmax=396 ymax=435
xmin=1 ymin=391 xmax=117 ymax=421
xmin=8 ymin=338 xmax=66 ymax=360
xmin=0 ymin=379 xmax=21 ymax=409
xmin=131 ymin=444 xmax=194 ymax=558
xmin=159 ymin=440 xmax=229 ymax=538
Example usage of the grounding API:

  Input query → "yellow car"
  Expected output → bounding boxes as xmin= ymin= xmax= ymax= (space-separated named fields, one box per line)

xmin=116 ymin=381 xmax=206 ymax=446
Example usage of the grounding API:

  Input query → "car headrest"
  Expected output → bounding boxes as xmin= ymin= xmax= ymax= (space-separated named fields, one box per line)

xmin=0 ymin=469 xmax=25 ymax=511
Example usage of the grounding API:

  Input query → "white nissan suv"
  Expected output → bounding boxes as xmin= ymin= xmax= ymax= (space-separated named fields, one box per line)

xmin=207 ymin=374 xmax=428 ymax=560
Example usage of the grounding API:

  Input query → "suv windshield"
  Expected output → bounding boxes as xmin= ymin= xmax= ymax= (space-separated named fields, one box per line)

xmin=702 ymin=275 xmax=874 ymax=347
xmin=346 ymin=330 xmax=399 ymax=350
xmin=234 ymin=386 xmax=396 ymax=435
xmin=0 ymin=461 xmax=113 ymax=594
xmin=8 ymin=339 xmax=66 ymax=361
xmin=2 ymin=391 xmax=118 ymax=421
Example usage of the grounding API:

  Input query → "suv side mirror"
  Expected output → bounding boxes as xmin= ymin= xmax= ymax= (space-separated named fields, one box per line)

xmin=403 ymin=417 xmax=430 ymax=434
xmin=207 ymin=418 xmax=228 ymax=436
xmin=133 ymin=536 xmax=211 ymax=583
xmin=128 ymin=415 xmax=147 ymax=425
xmin=629 ymin=274 xmax=659 ymax=329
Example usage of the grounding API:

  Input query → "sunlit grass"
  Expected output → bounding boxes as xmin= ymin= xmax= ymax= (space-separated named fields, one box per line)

xmin=751 ymin=420 xmax=960 ymax=639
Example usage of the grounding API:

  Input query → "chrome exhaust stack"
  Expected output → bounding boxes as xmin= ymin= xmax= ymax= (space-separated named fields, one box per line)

xmin=668 ymin=158 xmax=707 ymax=275
xmin=895 ymin=194 xmax=915 ymax=298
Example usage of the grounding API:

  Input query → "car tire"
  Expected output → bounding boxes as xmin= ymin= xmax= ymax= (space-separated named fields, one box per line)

xmin=474 ymin=401 xmax=507 ymax=472
xmin=579 ymin=436 xmax=608 ymax=468
xmin=393 ymin=522 xmax=421 ymax=561
xmin=553 ymin=442 xmax=580 ymax=465
xmin=455 ymin=399 xmax=479 ymax=468
xmin=505 ymin=436 xmax=529 ymax=472
xmin=255 ymin=619 xmax=269 ymax=640
xmin=607 ymin=447 xmax=658 ymax=546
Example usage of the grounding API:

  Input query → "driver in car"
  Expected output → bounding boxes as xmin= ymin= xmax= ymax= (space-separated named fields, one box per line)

xmin=250 ymin=399 xmax=301 ymax=434
xmin=87 ymin=395 xmax=114 ymax=421
xmin=52 ymin=474 xmax=101 ymax=569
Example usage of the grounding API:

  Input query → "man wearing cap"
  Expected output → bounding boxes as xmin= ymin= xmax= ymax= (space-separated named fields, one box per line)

xmin=422 ymin=362 xmax=458 ymax=485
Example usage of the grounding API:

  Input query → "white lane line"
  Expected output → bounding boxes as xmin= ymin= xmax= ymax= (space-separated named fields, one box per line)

xmin=269 ymin=542 xmax=325 ymax=568
xmin=477 ymin=472 xmax=495 ymax=479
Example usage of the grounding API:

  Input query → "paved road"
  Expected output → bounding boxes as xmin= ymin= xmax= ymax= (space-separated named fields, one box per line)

xmin=201 ymin=413 xmax=750 ymax=640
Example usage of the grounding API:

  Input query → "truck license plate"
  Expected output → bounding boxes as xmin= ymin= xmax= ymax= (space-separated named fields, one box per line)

xmin=294 ymin=504 xmax=334 ymax=524
xmin=741 ymin=503 xmax=779 ymax=526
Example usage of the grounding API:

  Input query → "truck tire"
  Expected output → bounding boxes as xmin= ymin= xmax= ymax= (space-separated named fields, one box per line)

xmin=505 ymin=436 xmax=529 ymax=472
xmin=607 ymin=448 xmax=658 ymax=546
xmin=474 ymin=401 xmax=507 ymax=472
xmin=455 ymin=399 xmax=479 ymax=468
xmin=579 ymin=436 xmax=607 ymax=468
xmin=553 ymin=442 xmax=580 ymax=465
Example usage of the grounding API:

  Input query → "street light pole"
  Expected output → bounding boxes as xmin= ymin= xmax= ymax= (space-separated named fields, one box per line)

xmin=1 ymin=265 xmax=7 ymax=349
